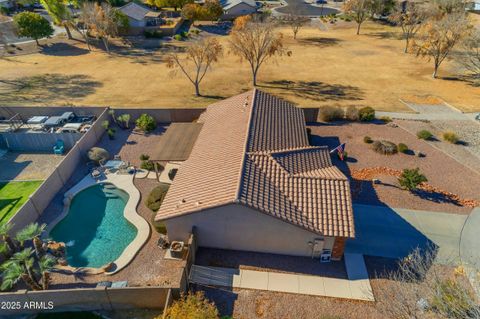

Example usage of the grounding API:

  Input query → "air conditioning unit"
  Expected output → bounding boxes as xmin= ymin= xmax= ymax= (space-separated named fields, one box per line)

xmin=320 ymin=249 xmax=332 ymax=263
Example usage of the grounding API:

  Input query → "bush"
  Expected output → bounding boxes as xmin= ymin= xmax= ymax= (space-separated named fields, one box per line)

xmin=140 ymin=154 xmax=150 ymax=161
xmin=358 ymin=106 xmax=375 ymax=121
xmin=363 ymin=136 xmax=373 ymax=144
xmin=145 ymin=184 xmax=170 ymax=212
xmin=168 ymin=168 xmax=178 ymax=180
xmin=379 ymin=116 xmax=392 ymax=123
xmin=442 ymin=131 xmax=459 ymax=144
xmin=141 ymin=160 xmax=163 ymax=171
xmin=164 ymin=291 xmax=218 ymax=319
xmin=430 ymin=279 xmax=476 ymax=319
xmin=135 ymin=114 xmax=156 ymax=132
xmin=320 ymin=106 xmax=344 ymax=122
xmin=372 ymin=140 xmax=398 ymax=155
xmin=417 ymin=130 xmax=433 ymax=140
xmin=397 ymin=143 xmax=409 ymax=153
xmin=173 ymin=34 xmax=183 ymax=41
xmin=144 ymin=30 xmax=163 ymax=38
xmin=398 ymin=167 xmax=427 ymax=191
xmin=87 ymin=147 xmax=110 ymax=164
xmin=344 ymin=106 xmax=359 ymax=121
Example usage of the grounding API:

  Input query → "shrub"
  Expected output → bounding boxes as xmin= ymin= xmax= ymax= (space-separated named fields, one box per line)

xmin=141 ymin=160 xmax=163 ymax=171
xmin=87 ymin=147 xmax=110 ymax=164
xmin=168 ymin=168 xmax=178 ymax=180
xmin=442 ymin=131 xmax=459 ymax=144
xmin=173 ymin=34 xmax=183 ymax=41
xmin=398 ymin=168 xmax=427 ymax=191
xmin=164 ymin=291 xmax=218 ymax=319
xmin=135 ymin=114 xmax=156 ymax=132
xmin=152 ymin=220 xmax=167 ymax=234
xmin=372 ymin=140 xmax=398 ymax=155
xmin=379 ymin=116 xmax=392 ymax=123
xmin=145 ymin=184 xmax=170 ymax=212
xmin=430 ymin=279 xmax=476 ymax=319
xmin=358 ymin=106 xmax=375 ymax=121
xmin=140 ymin=154 xmax=150 ymax=161
xmin=320 ymin=106 xmax=344 ymax=122
xmin=397 ymin=143 xmax=409 ymax=153
xmin=417 ymin=130 xmax=433 ymax=140
xmin=363 ymin=136 xmax=373 ymax=144
xmin=344 ymin=106 xmax=359 ymax=121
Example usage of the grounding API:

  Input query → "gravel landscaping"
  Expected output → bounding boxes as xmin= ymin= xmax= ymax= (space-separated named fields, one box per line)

xmin=308 ymin=121 xmax=480 ymax=214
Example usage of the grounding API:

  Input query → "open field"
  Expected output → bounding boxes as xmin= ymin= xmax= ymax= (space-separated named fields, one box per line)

xmin=0 ymin=180 xmax=43 ymax=225
xmin=0 ymin=21 xmax=479 ymax=111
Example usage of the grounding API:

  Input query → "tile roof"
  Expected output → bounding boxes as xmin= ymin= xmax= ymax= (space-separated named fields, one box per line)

xmin=119 ymin=2 xmax=152 ymax=21
xmin=156 ymin=89 xmax=354 ymax=238
xmin=220 ymin=0 xmax=257 ymax=10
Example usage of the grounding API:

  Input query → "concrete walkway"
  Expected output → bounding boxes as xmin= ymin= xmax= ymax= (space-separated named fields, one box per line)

xmin=189 ymin=253 xmax=374 ymax=301
xmin=460 ymin=208 xmax=480 ymax=296
xmin=346 ymin=204 xmax=468 ymax=264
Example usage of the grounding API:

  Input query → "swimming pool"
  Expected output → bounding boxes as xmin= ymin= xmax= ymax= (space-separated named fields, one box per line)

xmin=50 ymin=183 xmax=138 ymax=268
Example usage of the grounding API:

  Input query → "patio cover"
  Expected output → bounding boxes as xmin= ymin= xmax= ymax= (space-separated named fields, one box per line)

xmin=152 ymin=123 xmax=203 ymax=161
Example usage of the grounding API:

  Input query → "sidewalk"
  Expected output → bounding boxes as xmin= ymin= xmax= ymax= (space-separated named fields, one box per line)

xmin=189 ymin=253 xmax=374 ymax=301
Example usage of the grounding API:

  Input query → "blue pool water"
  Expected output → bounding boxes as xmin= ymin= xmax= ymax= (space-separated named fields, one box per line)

xmin=50 ymin=183 xmax=137 ymax=268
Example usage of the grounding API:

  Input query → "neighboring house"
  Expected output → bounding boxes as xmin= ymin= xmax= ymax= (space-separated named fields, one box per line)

xmin=119 ymin=2 xmax=162 ymax=28
xmin=156 ymin=89 xmax=355 ymax=261
xmin=0 ymin=0 xmax=13 ymax=9
xmin=220 ymin=0 xmax=257 ymax=20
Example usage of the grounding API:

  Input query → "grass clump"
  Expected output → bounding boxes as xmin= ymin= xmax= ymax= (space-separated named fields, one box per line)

xmin=397 ymin=143 xmax=409 ymax=153
xmin=417 ymin=130 xmax=433 ymax=140
xmin=358 ymin=106 xmax=375 ymax=121
xmin=372 ymin=140 xmax=397 ymax=155
xmin=320 ymin=106 xmax=344 ymax=122
xmin=442 ymin=131 xmax=459 ymax=144
xmin=344 ymin=106 xmax=359 ymax=121
xmin=363 ymin=136 xmax=373 ymax=144
xmin=398 ymin=167 xmax=427 ymax=191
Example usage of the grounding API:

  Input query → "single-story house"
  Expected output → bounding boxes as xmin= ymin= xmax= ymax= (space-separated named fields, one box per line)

xmin=156 ymin=89 xmax=355 ymax=261
xmin=220 ymin=0 xmax=257 ymax=19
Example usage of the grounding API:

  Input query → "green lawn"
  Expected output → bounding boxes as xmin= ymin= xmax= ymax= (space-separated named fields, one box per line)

xmin=0 ymin=180 xmax=43 ymax=226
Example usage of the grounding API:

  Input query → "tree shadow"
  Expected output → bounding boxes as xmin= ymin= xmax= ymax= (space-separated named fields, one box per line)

xmin=365 ymin=31 xmax=403 ymax=40
xmin=0 ymin=197 xmax=21 ymax=223
xmin=195 ymin=22 xmax=232 ymax=35
xmin=0 ymin=74 xmax=102 ymax=104
xmin=298 ymin=37 xmax=342 ymax=47
xmin=259 ymin=80 xmax=364 ymax=102
xmin=40 ymin=43 xmax=90 ymax=56
xmin=411 ymin=189 xmax=463 ymax=206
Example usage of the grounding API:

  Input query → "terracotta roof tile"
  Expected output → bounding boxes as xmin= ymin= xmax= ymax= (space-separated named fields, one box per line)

xmin=156 ymin=89 xmax=354 ymax=238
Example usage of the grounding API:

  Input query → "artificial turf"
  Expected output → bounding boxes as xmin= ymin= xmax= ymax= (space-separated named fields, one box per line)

xmin=0 ymin=180 xmax=43 ymax=226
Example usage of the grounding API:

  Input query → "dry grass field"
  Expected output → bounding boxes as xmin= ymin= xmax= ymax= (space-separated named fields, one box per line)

xmin=0 ymin=20 xmax=478 ymax=111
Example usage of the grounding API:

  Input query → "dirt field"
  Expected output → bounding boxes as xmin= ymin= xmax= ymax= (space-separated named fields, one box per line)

xmin=0 ymin=21 xmax=479 ymax=111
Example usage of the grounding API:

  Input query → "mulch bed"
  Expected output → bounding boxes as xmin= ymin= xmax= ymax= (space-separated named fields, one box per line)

xmin=308 ymin=121 xmax=480 ymax=214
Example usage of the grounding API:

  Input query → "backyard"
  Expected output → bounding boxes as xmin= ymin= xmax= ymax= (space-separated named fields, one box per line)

xmin=0 ymin=20 xmax=479 ymax=111
xmin=0 ymin=180 xmax=43 ymax=225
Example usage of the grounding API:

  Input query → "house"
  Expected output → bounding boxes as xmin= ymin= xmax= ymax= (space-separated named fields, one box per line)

xmin=220 ymin=0 xmax=257 ymax=20
xmin=118 ymin=2 xmax=183 ymax=35
xmin=155 ymin=90 xmax=355 ymax=261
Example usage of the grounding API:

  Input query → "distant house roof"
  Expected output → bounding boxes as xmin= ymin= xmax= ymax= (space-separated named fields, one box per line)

xmin=119 ymin=2 xmax=156 ymax=21
xmin=220 ymin=0 xmax=256 ymax=10
xmin=156 ymin=89 xmax=355 ymax=238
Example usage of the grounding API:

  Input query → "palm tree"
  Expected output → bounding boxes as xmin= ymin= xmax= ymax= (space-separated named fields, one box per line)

xmin=2 ymin=249 xmax=42 ymax=291
xmin=38 ymin=255 xmax=56 ymax=290
xmin=0 ymin=223 xmax=17 ymax=254
xmin=15 ymin=223 xmax=46 ymax=257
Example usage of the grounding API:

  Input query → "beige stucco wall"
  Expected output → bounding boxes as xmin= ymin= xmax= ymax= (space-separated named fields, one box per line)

xmin=222 ymin=3 xmax=257 ymax=20
xmin=164 ymin=204 xmax=334 ymax=257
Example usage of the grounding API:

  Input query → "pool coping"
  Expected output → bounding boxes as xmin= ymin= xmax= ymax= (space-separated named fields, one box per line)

xmin=45 ymin=172 xmax=151 ymax=275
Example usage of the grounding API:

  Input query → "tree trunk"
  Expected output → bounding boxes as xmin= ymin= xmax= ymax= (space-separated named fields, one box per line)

xmin=33 ymin=237 xmax=44 ymax=258
xmin=356 ymin=22 xmax=361 ymax=35
xmin=21 ymin=273 xmax=42 ymax=291
xmin=433 ymin=60 xmax=439 ymax=78
xmin=194 ymin=82 xmax=200 ymax=96
xmin=65 ymin=25 xmax=72 ymax=40
xmin=293 ymin=30 xmax=297 ymax=40
xmin=404 ymin=36 xmax=409 ymax=53
xmin=103 ymin=37 xmax=110 ymax=54
xmin=42 ymin=271 xmax=50 ymax=290
xmin=35 ymin=38 xmax=40 ymax=46
xmin=252 ymin=68 xmax=258 ymax=87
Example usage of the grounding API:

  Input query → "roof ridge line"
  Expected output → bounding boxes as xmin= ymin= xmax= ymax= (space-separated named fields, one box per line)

xmin=234 ymin=88 xmax=257 ymax=202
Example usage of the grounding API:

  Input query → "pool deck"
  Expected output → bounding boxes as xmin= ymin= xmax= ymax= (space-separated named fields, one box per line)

xmin=46 ymin=171 xmax=151 ymax=275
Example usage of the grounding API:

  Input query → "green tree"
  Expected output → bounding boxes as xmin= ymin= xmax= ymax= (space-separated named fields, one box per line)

xmin=40 ymin=0 xmax=73 ymax=39
xmin=202 ymin=0 xmax=223 ymax=21
xmin=135 ymin=114 xmax=157 ymax=132
xmin=14 ymin=223 xmax=46 ymax=258
xmin=1 ymin=248 xmax=42 ymax=291
xmin=38 ymin=255 xmax=56 ymax=290
xmin=13 ymin=12 xmax=54 ymax=46
xmin=0 ymin=223 xmax=17 ymax=255
xmin=398 ymin=168 xmax=427 ymax=191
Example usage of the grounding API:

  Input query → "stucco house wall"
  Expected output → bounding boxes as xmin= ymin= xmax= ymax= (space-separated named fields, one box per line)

xmin=164 ymin=203 xmax=335 ymax=257
xmin=127 ymin=17 xmax=146 ymax=28
xmin=222 ymin=3 xmax=257 ymax=19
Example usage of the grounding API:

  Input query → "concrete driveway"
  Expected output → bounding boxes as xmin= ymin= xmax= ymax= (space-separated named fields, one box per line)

xmin=275 ymin=0 xmax=339 ymax=16
xmin=346 ymin=204 xmax=469 ymax=264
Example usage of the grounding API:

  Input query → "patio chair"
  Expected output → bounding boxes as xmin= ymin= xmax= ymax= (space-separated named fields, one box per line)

xmin=53 ymin=140 xmax=64 ymax=155
xmin=114 ymin=154 xmax=122 ymax=161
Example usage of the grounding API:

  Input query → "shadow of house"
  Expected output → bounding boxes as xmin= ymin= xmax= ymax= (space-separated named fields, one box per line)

xmin=308 ymin=128 xmax=437 ymax=261
xmin=195 ymin=285 xmax=238 ymax=318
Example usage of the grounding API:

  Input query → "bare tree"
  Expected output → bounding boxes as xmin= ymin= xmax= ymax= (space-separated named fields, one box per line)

xmin=229 ymin=19 xmax=290 ymax=86
xmin=389 ymin=2 xmax=430 ymax=53
xmin=279 ymin=14 xmax=310 ymax=40
xmin=166 ymin=38 xmax=223 ymax=96
xmin=343 ymin=0 xmax=373 ymax=35
xmin=459 ymin=29 xmax=480 ymax=80
xmin=413 ymin=11 xmax=471 ymax=78
xmin=376 ymin=248 xmax=480 ymax=319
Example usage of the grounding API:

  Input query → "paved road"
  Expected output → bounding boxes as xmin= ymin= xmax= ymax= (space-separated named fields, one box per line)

xmin=275 ymin=0 xmax=339 ymax=16
xmin=346 ymin=204 xmax=469 ymax=264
